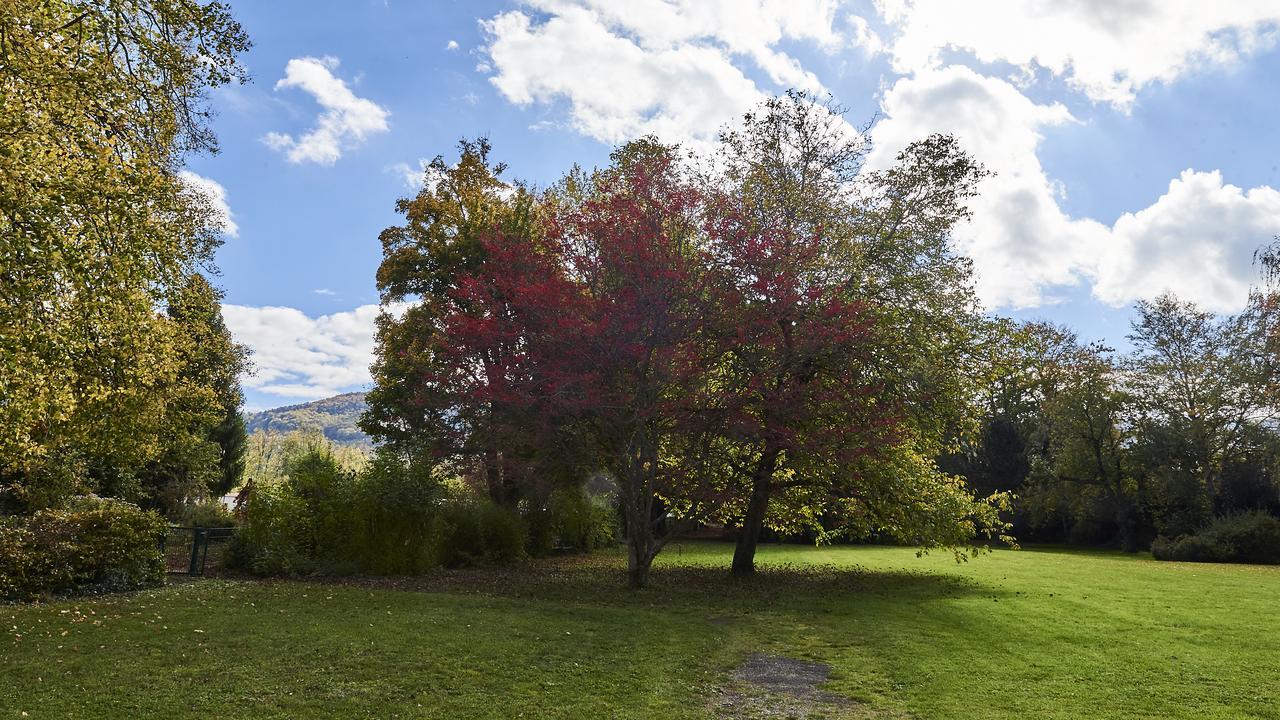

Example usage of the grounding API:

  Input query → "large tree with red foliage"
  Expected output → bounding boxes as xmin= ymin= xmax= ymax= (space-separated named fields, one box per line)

xmin=706 ymin=197 xmax=907 ymax=574
xmin=709 ymin=93 xmax=1010 ymax=574
xmin=367 ymin=111 xmax=1012 ymax=589
xmin=362 ymin=139 xmax=547 ymax=505
xmin=434 ymin=140 xmax=732 ymax=587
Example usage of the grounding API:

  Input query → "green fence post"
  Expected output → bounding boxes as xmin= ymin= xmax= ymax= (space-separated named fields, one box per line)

xmin=188 ymin=527 xmax=204 ymax=574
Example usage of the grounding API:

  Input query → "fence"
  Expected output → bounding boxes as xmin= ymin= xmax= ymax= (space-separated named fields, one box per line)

xmin=163 ymin=526 xmax=236 ymax=575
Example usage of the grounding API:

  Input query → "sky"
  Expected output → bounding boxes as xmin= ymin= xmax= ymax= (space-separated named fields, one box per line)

xmin=183 ymin=0 xmax=1280 ymax=411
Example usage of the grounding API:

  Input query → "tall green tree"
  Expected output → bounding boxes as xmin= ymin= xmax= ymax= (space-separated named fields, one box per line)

xmin=135 ymin=274 xmax=249 ymax=510
xmin=1126 ymin=294 xmax=1278 ymax=536
xmin=0 ymin=1 xmax=248 ymax=510
xmin=1038 ymin=334 xmax=1143 ymax=550
xmin=212 ymin=410 xmax=249 ymax=496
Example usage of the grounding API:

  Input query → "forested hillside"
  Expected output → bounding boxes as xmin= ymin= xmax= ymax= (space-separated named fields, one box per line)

xmin=246 ymin=393 xmax=370 ymax=447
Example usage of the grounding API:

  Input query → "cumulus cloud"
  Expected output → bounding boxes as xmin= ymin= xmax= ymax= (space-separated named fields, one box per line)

xmin=473 ymin=1 xmax=1280 ymax=313
xmin=263 ymin=56 xmax=390 ymax=165
xmin=479 ymin=0 xmax=860 ymax=147
xmin=867 ymin=66 xmax=1109 ymax=308
xmin=178 ymin=170 xmax=238 ymax=237
xmin=223 ymin=303 xmax=384 ymax=400
xmin=868 ymin=66 xmax=1280 ymax=312
xmin=1099 ymin=171 xmax=1280 ymax=312
xmin=876 ymin=0 xmax=1280 ymax=108
xmin=388 ymin=158 xmax=433 ymax=189
xmin=446 ymin=40 xmax=460 ymax=50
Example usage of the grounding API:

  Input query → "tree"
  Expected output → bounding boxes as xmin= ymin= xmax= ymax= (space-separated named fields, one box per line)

xmin=134 ymin=274 xmax=249 ymax=511
xmin=1039 ymin=335 xmax=1143 ymax=550
xmin=710 ymin=93 xmax=1007 ymax=574
xmin=0 ymin=1 xmax=249 ymax=510
xmin=555 ymin=142 xmax=733 ymax=588
xmin=362 ymin=138 xmax=541 ymax=505
xmin=1126 ymin=294 xmax=1278 ymax=537
xmin=434 ymin=140 xmax=731 ymax=587
xmin=176 ymin=275 xmax=250 ymax=497
xmin=212 ymin=411 xmax=249 ymax=496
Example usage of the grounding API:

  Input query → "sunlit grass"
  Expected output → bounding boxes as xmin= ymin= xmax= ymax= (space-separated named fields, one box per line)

xmin=3 ymin=543 xmax=1278 ymax=718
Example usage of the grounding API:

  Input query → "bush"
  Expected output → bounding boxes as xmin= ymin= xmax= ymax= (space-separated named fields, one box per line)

xmin=527 ymin=488 xmax=619 ymax=556
xmin=550 ymin=488 xmax=618 ymax=551
xmin=0 ymin=496 xmax=166 ymax=601
xmin=1148 ymin=535 xmax=1173 ymax=561
xmin=345 ymin=454 xmax=443 ymax=574
xmin=1151 ymin=511 xmax=1280 ymax=565
xmin=228 ymin=441 xmax=618 ymax=576
xmin=173 ymin=498 xmax=237 ymax=528
xmin=284 ymin=444 xmax=360 ymax=560
xmin=227 ymin=482 xmax=314 ymax=576
xmin=1151 ymin=533 xmax=1232 ymax=563
xmin=433 ymin=499 xmax=527 ymax=567
xmin=1204 ymin=511 xmax=1280 ymax=564
xmin=230 ymin=444 xmax=527 ymax=575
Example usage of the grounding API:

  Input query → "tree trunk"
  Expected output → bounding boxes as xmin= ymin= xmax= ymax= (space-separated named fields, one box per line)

xmin=484 ymin=443 xmax=504 ymax=506
xmin=625 ymin=494 xmax=655 ymax=589
xmin=627 ymin=537 xmax=654 ymax=589
xmin=732 ymin=448 xmax=780 ymax=576
xmin=1116 ymin=499 xmax=1137 ymax=553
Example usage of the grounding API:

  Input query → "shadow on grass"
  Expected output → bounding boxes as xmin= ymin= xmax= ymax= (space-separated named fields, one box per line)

xmin=264 ymin=548 xmax=991 ymax=615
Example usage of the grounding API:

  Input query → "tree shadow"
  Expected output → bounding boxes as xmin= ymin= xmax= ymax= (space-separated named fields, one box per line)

xmin=293 ymin=548 xmax=993 ymax=616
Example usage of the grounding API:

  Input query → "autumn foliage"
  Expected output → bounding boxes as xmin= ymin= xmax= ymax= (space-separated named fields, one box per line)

xmin=366 ymin=100 xmax=1013 ymax=587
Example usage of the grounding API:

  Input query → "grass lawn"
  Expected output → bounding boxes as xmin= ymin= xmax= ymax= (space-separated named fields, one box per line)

xmin=3 ymin=543 xmax=1279 ymax=719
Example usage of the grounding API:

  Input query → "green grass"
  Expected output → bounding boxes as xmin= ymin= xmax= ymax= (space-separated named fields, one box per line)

xmin=3 ymin=543 xmax=1279 ymax=718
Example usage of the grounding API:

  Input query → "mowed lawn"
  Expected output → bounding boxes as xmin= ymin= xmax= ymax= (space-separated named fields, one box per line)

xmin=3 ymin=544 xmax=1279 ymax=719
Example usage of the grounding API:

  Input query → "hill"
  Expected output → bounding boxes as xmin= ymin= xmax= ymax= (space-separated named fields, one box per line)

xmin=245 ymin=392 xmax=371 ymax=447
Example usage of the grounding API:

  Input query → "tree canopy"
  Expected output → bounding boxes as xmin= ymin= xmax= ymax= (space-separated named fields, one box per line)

xmin=0 ymin=0 xmax=249 ymax=512
xmin=365 ymin=96 xmax=1014 ymax=587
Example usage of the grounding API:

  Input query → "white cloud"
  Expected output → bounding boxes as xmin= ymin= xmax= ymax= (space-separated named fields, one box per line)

xmin=178 ymin=170 xmax=238 ymax=237
xmin=388 ymin=158 xmax=433 ymax=189
xmin=263 ymin=56 xmax=390 ymax=165
xmin=868 ymin=66 xmax=1280 ymax=312
xmin=223 ymin=303 xmax=383 ymax=400
xmin=479 ymin=0 xmax=860 ymax=147
xmin=1098 ymin=171 xmax=1280 ymax=312
xmin=313 ymin=288 xmax=336 ymax=296
xmin=877 ymin=1 xmax=1280 ymax=109
xmin=868 ymin=66 xmax=1108 ymax=308
xmin=845 ymin=14 xmax=884 ymax=57
xmin=446 ymin=39 xmax=460 ymax=50
xmin=473 ymin=1 xmax=1280 ymax=313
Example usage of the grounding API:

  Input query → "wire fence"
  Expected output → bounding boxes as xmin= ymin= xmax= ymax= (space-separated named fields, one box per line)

xmin=163 ymin=526 xmax=236 ymax=575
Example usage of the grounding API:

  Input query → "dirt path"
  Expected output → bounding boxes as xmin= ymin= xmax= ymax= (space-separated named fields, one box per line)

xmin=712 ymin=653 xmax=904 ymax=719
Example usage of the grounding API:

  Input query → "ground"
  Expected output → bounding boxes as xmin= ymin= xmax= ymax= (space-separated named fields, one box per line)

xmin=3 ymin=543 xmax=1278 ymax=719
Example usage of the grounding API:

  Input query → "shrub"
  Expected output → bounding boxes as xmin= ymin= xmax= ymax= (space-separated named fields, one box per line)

xmin=0 ymin=496 xmax=166 ymax=601
xmin=227 ymin=482 xmax=314 ymax=576
xmin=345 ymin=455 xmax=443 ymax=574
xmin=229 ymin=441 xmax=621 ymax=576
xmin=1151 ymin=533 xmax=1232 ymax=563
xmin=1203 ymin=511 xmax=1280 ymax=564
xmin=284 ymin=444 xmax=360 ymax=560
xmin=1148 ymin=535 xmax=1173 ymax=561
xmin=1151 ymin=511 xmax=1280 ymax=565
xmin=550 ymin=488 xmax=618 ymax=551
xmin=526 ymin=488 xmax=619 ymax=556
xmin=433 ymin=499 xmax=527 ymax=567
xmin=173 ymin=498 xmax=237 ymax=528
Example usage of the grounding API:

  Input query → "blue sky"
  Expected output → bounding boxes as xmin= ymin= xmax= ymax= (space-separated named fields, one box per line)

xmin=186 ymin=1 xmax=1280 ymax=411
